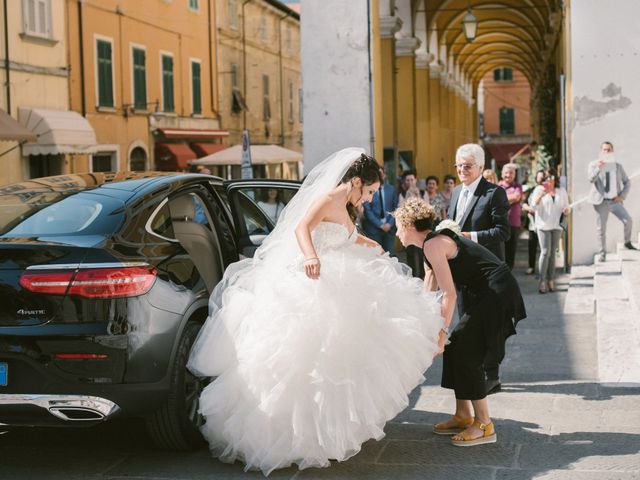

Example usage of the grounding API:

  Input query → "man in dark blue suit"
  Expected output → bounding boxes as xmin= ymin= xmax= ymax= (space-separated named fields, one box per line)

xmin=362 ymin=169 xmax=398 ymax=254
xmin=448 ymin=144 xmax=510 ymax=260
xmin=448 ymin=143 xmax=511 ymax=395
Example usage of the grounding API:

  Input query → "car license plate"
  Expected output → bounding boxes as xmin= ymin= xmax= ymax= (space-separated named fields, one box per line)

xmin=0 ymin=362 xmax=7 ymax=386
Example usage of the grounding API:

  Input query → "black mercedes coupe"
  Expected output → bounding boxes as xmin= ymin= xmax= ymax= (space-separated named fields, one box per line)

xmin=0 ymin=171 xmax=299 ymax=449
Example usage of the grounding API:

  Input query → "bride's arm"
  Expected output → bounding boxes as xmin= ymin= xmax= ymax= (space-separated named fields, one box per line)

xmin=295 ymin=195 xmax=331 ymax=279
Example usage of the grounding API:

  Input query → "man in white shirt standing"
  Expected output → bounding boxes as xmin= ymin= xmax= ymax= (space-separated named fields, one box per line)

xmin=587 ymin=141 xmax=636 ymax=262
xmin=448 ymin=143 xmax=511 ymax=395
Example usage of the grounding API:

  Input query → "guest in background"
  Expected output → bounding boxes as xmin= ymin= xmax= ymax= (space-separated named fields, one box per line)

xmin=398 ymin=170 xmax=428 ymax=205
xmin=441 ymin=174 xmax=456 ymax=217
xmin=425 ymin=175 xmax=448 ymax=221
xmin=498 ymin=163 xmax=523 ymax=270
xmin=530 ymin=168 xmax=570 ymax=294
xmin=522 ymin=169 xmax=547 ymax=275
xmin=398 ymin=169 xmax=427 ymax=278
xmin=482 ymin=169 xmax=498 ymax=185
xmin=362 ymin=169 xmax=398 ymax=254
xmin=587 ymin=141 xmax=636 ymax=262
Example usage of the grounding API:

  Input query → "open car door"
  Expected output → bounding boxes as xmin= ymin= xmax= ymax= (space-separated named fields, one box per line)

xmin=223 ymin=179 xmax=300 ymax=258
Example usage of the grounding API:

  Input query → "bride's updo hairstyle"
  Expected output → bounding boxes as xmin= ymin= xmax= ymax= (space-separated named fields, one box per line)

xmin=340 ymin=153 xmax=383 ymax=222
xmin=394 ymin=198 xmax=437 ymax=232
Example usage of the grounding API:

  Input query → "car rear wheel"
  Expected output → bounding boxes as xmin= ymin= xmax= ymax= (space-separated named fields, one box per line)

xmin=146 ymin=321 xmax=207 ymax=450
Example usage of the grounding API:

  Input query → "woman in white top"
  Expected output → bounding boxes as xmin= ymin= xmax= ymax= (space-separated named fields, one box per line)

xmin=530 ymin=168 xmax=570 ymax=293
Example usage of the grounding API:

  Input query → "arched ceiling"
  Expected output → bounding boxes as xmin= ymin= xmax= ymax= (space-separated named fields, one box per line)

xmin=413 ymin=0 xmax=561 ymax=93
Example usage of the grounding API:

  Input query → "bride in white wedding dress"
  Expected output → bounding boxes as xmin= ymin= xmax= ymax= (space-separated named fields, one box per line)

xmin=187 ymin=148 xmax=446 ymax=476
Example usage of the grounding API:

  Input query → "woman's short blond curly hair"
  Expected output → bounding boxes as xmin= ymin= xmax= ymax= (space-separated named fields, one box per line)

xmin=393 ymin=197 xmax=437 ymax=230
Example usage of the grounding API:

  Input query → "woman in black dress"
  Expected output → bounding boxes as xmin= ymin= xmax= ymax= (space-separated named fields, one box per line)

xmin=395 ymin=198 xmax=526 ymax=446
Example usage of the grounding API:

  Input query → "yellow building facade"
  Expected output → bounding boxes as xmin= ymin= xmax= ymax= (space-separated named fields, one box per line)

xmin=0 ymin=0 xmax=84 ymax=185
xmin=215 ymin=0 xmax=301 ymax=164
xmin=66 ymin=0 xmax=223 ymax=174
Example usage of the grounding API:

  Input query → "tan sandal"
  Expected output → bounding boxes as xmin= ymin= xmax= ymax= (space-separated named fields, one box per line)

xmin=433 ymin=415 xmax=474 ymax=435
xmin=451 ymin=420 xmax=497 ymax=446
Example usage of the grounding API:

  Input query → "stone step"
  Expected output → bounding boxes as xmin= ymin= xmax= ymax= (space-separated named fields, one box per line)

xmin=621 ymin=255 xmax=640 ymax=312
xmin=593 ymin=253 xmax=621 ymax=273
xmin=564 ymin=265 xmax=594 ymax=315
xmin=596 ymin=298 xmax=640 ymax=384
xmin=592 ymin=244 xmax=640 ymax=383
xmin=616 ymin=241 xmax=640 ymax=260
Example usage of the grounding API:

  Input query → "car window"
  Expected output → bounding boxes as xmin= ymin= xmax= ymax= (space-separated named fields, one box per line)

xmin=148 ymin=193 xmax=213 ymax=241
xmin=148 ymin=200 xmax=174 ymax=240
xmin=237 ymin=192 xmax=270 ymax=237
xmin=234 ymin=186 xmax=296 ymax=230
xmin=0 ymin=192 xmax=124 ymax=236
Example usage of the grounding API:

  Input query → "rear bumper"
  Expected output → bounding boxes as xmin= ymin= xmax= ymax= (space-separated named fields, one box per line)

xmin=0 ymin=394 xmax=120 ymax=426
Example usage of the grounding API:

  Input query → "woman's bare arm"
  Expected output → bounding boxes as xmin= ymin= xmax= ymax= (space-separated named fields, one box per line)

xmin=424 ymin=266 xmax=439 ymax=292
xmin=294 ymin=195 xmax=332 ymax=279
xmin=423 ymin=236 xmax=457 ymax=328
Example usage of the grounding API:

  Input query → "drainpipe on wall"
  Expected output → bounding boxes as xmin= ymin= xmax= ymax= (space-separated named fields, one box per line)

xmin=3 ymin=0 xmax=11 ymax=115
xmin=367 ymin=0 xmax=375 ymax=157
xmin=241 ymin=0 xmax=252 ymax=131
xmin=277 ymin=12 xmax=290 ymax=147
xmin=77 ymin=0 xmax=86 ymax=116
xmin=208 ymin=0 xmax=217 ymax=115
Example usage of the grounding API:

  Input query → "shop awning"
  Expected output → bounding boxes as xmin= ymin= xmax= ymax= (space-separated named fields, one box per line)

xmin=18 ymin=107 xmax=97 ymax=155
xmin=485 ymin=143 xmax=528 ymax=168
xmin=0 ymin=109 xmax=37 ymax=142
xmin=155 ymin=128 xmax=230 ymax=139
xmin=190 ymin=144 xmax=303 ymax=166
xmin=190 ymin=142 xmax=227 ymax=157
xmin=155 ymin=143 xmax=197 ymax=171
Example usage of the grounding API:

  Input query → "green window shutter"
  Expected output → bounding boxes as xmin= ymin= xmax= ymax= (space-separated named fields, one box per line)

xmin=133 ymin=48 xmax=146 ymax=110
xmin=505 ymin=68 xmax=513 ymax=81
xmin=97 ymin=40 xmax=114 ymax=107
xmin=192 ymin=62 xmax=202 ymax=114
xmin=499 ymin=107 xmax=515 ymax=135
xmin=162 ymin=55 xmax=174 ymax=112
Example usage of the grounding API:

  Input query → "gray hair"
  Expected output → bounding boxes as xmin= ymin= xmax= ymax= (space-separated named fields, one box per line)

xmin=502 ymin=162 xmax=518 ymax=171
xmin=456 ymin=143 xmax=485 ymax=168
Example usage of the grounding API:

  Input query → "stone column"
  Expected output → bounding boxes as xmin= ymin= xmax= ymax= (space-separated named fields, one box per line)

xmin=395 ymin=36 xmax=420 ymax=171
xmin=415 ymin=52 xmax=433 ymax=177
xmin=428 ymin=62 xmax=443 ymax=179
xmin=379 ymin=14 xmax=401 ymax=174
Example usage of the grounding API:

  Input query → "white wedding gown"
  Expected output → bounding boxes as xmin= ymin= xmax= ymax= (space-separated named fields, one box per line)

xmin=188 ymin=221 xmax=443 ymax=475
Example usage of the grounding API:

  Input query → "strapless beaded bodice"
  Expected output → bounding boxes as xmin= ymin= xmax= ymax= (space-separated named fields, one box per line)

xmin=311 ymin=221 xmax=358 ymax=251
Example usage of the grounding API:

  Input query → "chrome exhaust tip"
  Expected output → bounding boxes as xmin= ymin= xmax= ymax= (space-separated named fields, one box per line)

xmin=0 ymin=394 xmax=120 ymax=423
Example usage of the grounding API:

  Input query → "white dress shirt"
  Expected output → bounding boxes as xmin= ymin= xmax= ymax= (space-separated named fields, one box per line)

xmin=455 ymin=175 xmax=482 ymax=243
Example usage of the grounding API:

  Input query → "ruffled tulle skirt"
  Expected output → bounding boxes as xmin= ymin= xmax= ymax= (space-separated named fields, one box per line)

xmin=188 ymin=242 xmax=443 ymax=476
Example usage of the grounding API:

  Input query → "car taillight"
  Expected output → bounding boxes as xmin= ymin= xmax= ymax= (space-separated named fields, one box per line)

xmin=20 ymin=266 xmax=157 ymax=298
xmin=54 ymin=353 xmax=108 ymax=360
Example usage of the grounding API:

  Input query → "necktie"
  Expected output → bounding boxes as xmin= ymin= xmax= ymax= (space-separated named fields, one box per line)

xmin=379 ymin=188 xmax=386 ymax=219
xmin=455 ymin=188 xmax=469 ymax=225
xmin=605 ymin=172 xmax=610 ymax=193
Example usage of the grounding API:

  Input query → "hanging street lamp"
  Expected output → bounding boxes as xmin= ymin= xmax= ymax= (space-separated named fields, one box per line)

xmin=462 ymin=7 xmax=478 ymax=42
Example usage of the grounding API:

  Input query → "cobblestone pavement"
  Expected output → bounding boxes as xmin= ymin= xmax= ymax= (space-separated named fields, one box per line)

xmin=2 ymin=236 xmax=640 ymax=480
